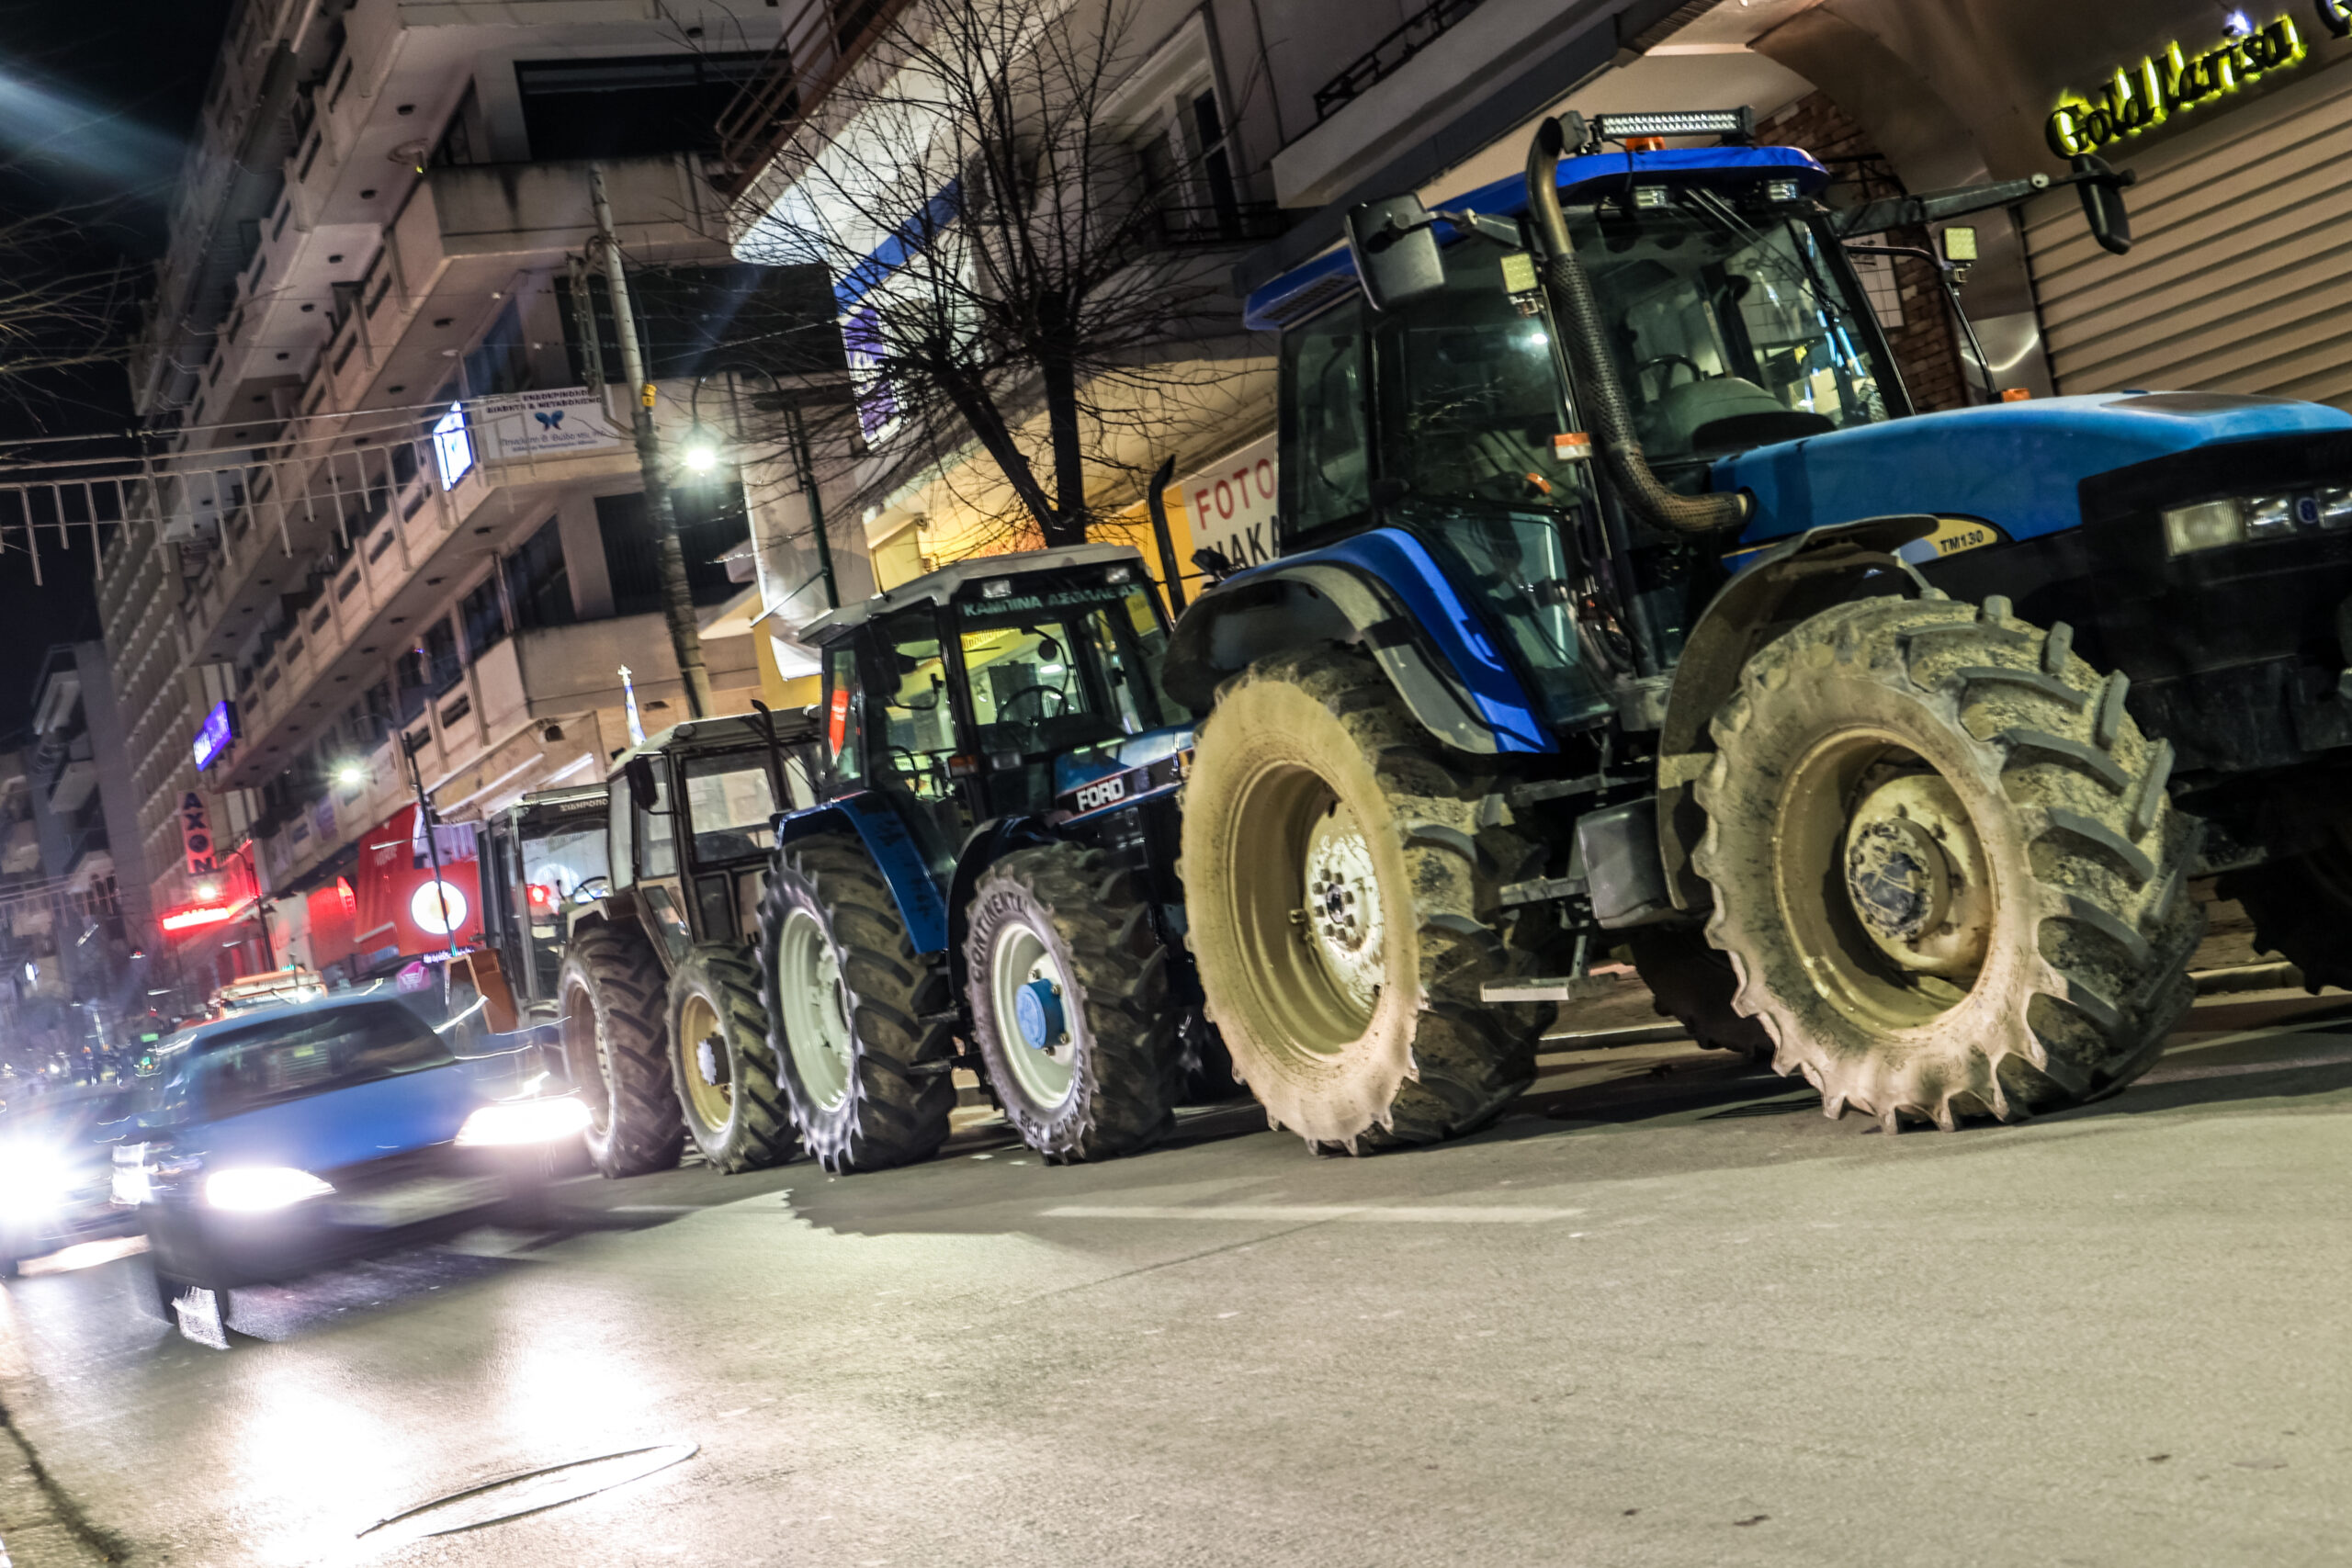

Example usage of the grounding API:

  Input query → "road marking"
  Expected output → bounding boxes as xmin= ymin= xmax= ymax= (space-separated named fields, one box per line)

xmin=1038 ymin=1204 xmax=1581 ymax=1224
xmin=2136 ymin=1049 xmax=2352 ymax=1087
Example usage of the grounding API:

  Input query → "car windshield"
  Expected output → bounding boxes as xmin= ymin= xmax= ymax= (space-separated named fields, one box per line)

xmin=191 ymin=1002 xmax=455 ymax=1121
xmin=681 ymin=750 xmax=777 ymax=864
xmin=1575 ymin=198 xmax=1893 ymax=463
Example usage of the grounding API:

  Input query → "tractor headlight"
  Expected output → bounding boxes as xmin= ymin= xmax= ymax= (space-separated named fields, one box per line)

xmin=2319 ymin=485 xmax=2352 ymax=529
xmin=2245 ymin=493 xmax=2299 ymax=538
xmin=2162 ymin=498 xmax=2246 ymax=556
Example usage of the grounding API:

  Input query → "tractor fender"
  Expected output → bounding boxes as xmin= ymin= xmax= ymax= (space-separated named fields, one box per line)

xmin=943 ymin=816 xmax=1059 ymax=998
xmin=775 ymin=794 xmax=952 ymax=955
xmin=1164 ymin=530 xmax=1553 ymax=754
xmin=1657 ymin=514 xmax=1938 ymax=909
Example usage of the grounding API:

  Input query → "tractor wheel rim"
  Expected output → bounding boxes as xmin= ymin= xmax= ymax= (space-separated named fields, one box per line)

xmin=989 ymin=921 xmax=1075 ymax=1109
xmin=777 ymin=908 xmax=854 ymax=1111
xmin=560 ymin=979 xmax=612 ymax=1136
xmin=1303 ymin=804 xmax=1385 ymax=1018
xmin=674 ymin=991 xmax=732 ymax=1132
xmin=1779 ymin=728 xmax=1988 ymax=1031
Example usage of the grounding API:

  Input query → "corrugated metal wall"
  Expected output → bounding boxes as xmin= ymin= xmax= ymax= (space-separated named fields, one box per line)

xmin=2023 ymin=57 xmax=2352 ymax=409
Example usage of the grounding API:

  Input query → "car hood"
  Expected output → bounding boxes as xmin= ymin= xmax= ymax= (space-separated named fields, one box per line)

xmin=192 ymin=1062 xmax=482 ymax=1175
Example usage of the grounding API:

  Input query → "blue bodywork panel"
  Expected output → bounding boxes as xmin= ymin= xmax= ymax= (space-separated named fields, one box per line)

xmin=1223 ymin=528 xmax=1555 ymax=752
xmin=1717 ymin=392 xmax=2352 ymax=551
xmin=1246 ymin=147 xmax=1829 ymax=331
xmin=778 ymin=792 xmax=951 ymax=955
xmin=193 ymin=1063 xmax=480 ymax=1174
xmin=1052 ymin=724 xmax=1196 ymax=795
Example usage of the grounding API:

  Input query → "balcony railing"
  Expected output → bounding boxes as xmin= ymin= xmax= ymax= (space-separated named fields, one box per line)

xmin=1312 ymin=0 xmax=1487 ymax=121
xmin=716 ymin=0 xmax=910 ymax=198
xmin=1152 ymin=200 xmax=1288 ymax=249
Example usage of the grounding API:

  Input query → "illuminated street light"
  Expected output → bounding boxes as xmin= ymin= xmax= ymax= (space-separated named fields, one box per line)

xmin=681 ymin=436 xmax=719 ymax=474
xmin=196 ymin=881 xmax=219 ymax=901
xmin=333 ymin=761 xmax=368 ymax=788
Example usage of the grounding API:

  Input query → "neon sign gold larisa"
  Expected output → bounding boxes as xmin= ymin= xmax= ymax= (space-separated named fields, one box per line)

xmin=2045 ymin=7 xmax=2334 ymax=157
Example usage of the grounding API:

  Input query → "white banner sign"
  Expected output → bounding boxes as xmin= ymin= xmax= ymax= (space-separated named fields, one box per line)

xmin=476 ymin=387 xmax=627 ymax=460
xmin=1180 ymin=434 xmax=1279 ymax=569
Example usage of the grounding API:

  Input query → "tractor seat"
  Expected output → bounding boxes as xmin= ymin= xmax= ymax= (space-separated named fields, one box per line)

xmin=1642 ymin=376 xmax=1834 ymax=457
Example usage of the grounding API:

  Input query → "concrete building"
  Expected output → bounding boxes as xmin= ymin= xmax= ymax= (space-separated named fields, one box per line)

xmin=102 ymin=0 xmax=793 ymax=981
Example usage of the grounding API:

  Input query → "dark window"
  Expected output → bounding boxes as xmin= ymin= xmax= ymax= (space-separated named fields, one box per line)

xmin=595 ymin=492 xmax=663 ymax=618
xmin=515 ymin=53 xmax=764 ymax=161
xmin=394 ymin=653 xmax=430 ymax=724
xmin=429 ymin=81 xmax=488 ymax=168
xmin=674 ymin=478 xmax=752 ymax=606
xmin=464 ymin=300 xmax=531 ymax=398
xmin=420 ymin=617 xmax=463 ymax=696
xmin=195 ymin=1002 xmax=455 ymax=1120
xmin=560 ymin=262 xmax=841 ymax=387
xmin=503 ymin=516 xmax=575 ymax=629
xmin=459 ymin=574 xmax=506 ymax=660
xmin=1278 ymin=299 xmax=1372 ymax=540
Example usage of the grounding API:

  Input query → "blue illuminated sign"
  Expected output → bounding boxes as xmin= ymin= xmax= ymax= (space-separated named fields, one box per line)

xmin=432 ymin=403 xmax=474 ymax=489
xmin=191 ymin=700 xmax=237 ymax=771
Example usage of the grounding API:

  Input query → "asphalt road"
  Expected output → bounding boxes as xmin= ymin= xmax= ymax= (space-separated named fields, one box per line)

xmin=8 ymin=987 xmax=2352 ymax=1568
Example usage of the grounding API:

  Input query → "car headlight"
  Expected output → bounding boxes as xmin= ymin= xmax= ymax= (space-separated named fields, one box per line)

xmin=0 ymin=1145 xmax=74 ymax=1224
xmin=2162 ymin=498 xmax=2246 ymax=556
xmin=457 ymin=1096 xmax=593 ymax=1148
xmin=204 ymin=1168 xmax=334 ymax=1212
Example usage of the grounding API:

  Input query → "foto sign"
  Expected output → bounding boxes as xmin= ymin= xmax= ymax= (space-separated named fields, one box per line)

xmin=191 ymin=700 xmax=236 ymax=771
xmin=1181 ymin=434 xmax=1280 ymax=570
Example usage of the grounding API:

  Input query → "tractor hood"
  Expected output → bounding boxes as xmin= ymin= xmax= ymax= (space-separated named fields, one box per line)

xmin=1714 ymin=392 xmax=2352 ymax=553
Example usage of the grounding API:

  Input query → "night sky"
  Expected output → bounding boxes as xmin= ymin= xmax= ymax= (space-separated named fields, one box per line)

xmin=0 ymin=0 xmax=236 ymax=731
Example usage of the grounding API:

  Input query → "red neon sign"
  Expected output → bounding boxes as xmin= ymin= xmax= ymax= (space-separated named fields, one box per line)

xmin=160 ymin=903 xmax=243 ymax=933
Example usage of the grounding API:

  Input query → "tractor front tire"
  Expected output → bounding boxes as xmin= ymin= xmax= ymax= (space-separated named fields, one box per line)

xmin=2220 ymin=833 xmax=2352 ymax=993
xmin=667 ymin=944 xmax=797 ymax=1173
xmin=965 ymin=842 xmax=1182 ymax=1161
xmin=1692 ymin=594 xmax=2202 ymax=1130
xmin=1628 ymin=928 xmax=1772 ymax=1061
xmin=760 ymin=836 xmax=956 ymax=1173
xmin=1179 ymin=646 xmax=1555 ymax=1151
xmin=558 ymin=922 xmax=685 ymax=1178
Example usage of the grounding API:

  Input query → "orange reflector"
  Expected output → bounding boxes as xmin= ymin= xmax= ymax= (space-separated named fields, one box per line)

xmin=1553 ymin=432 xmax=1595 ymax=461
xmin=1623 ymin=135 xmax=1668 ymax=152
xmin=2001 ymin=387 xmax=2033 ymax=401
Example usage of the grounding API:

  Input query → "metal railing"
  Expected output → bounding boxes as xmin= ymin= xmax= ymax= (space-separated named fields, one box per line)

xmin=1312 ymin=0 xmax=1487 ymax=121
xmin=1151 ymin=200 xmax=1288 ymax=249
xmin=715 ymin=0 xmax=911 ymax=198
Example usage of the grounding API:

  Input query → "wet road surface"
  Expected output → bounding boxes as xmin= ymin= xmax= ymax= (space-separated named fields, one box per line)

xmin=8 ymin=987 xmax=2352 ymax=1566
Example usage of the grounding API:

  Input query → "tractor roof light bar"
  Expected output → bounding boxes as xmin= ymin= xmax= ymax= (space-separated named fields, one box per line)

xmin=1584 ymin=108 xmax=1755 ymax=150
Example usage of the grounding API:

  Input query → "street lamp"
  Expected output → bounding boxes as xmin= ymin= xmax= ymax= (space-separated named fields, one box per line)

xmin=333 ymin=760 xmax=368 ymax=789
xmin=680 ymin=430 xmax=719 ymax=475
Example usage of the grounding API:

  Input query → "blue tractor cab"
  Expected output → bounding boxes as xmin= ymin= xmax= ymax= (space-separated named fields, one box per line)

xmin=1165 ymin=106 xmax=2293 ymax=1146
xmin=760 ymin=544 xmax=1207 ymax=1169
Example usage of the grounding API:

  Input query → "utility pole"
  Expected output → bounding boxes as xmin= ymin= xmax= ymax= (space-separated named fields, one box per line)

xmin=591 ymin=165 xmax=713 ymax=719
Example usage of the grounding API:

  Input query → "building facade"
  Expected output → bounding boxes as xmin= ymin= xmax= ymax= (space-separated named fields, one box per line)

xmin=104 ymin=0 xmax=790 ymax=988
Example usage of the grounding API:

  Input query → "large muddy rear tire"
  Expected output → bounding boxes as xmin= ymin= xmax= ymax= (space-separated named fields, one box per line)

xmin=558 ymin=922 xmax=685 ymax=1178
xmin=667 ymin=944 xmax=798 ymax=1173
xmin=964 ymin=842 xmax=1182 ymax=1160
xmin=1693 ymin=594 xmax=2201 ymax=1130
xmin=1178 ymin=646 xmax=1554 ymax=1150
xmin=2219 ymin=833 xmax=2352 ymax=993
xmin=759 ymin=836 xmax=956 ymax=1173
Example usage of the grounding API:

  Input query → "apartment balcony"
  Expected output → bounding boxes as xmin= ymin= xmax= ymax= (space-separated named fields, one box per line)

xmin=717 ymin=0 xmax=911 ymax=199
xmin=175 ymin=152 xmax=729 ymax=662
xmin=45 ymin=737 xmax=98 ymax=817
xmin=2 ymin=818 xmax=39 ymax=875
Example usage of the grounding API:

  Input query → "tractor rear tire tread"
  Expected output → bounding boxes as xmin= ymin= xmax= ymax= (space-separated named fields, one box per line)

xmin=666 ymin=944 xmax=797 ymax=1174
xmin=760 ymin=835 xmax=956 ymax=1174
xmin=560 ymin=922 xmax=686 ymax=1179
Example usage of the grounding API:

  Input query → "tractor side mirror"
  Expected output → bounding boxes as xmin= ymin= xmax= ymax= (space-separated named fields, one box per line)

xmin=624 ymin=755 xmax=660 ymax=813
xmin=2073 ymin=153 xmax=2133 ymax=255
xmin=1345 ymin=196 xmax=1447 ymax=312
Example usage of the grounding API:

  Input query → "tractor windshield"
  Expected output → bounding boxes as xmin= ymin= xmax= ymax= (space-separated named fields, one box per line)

xmin=956 ymin=583 xmax=1155 ymax=757
xmin=1575 ymin=197 xmax=1894 ymax=464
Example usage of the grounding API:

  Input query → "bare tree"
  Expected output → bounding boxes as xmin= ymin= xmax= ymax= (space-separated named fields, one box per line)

xmin=732 ymin=0 xmax=1244 ymax=550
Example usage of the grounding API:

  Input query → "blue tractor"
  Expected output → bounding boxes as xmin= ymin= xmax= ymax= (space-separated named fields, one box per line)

xmin=757 ymin=544 xmax=1204 ymax=1169
xmin=1164 ymin=107 xmax=2314 ymax=1146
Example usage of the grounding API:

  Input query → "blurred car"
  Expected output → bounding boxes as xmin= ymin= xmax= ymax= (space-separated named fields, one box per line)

xmin=122 ymin=994 xmax=589 ymax=1316
xmin=0 ymin=1084 xmax=141 ymax=1275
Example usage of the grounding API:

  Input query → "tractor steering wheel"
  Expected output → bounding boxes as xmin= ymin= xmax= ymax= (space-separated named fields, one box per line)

xmin=1637 ymin=355 xmax=1704 ymax=391
xmin=998 ymin=684 xmax=1067 ymax=722
xmin=572 ymin=875 xmax=610 ymax=905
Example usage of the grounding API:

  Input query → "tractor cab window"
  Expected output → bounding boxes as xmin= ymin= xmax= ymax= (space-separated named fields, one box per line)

xmin=820 ymin=642 xmax=865 ymax=790
xmin=1576 ymin=198 xmax=1894 ymax=465
xmin=1372 ymin=236 xmax=1592 ymax=513
xmin=635 ymin=764 xmax=677 ymax=879
xmin=1278 ymin=299 xmax=1373 ymax=540
xmin=681 ymin=750 xmax=775 ymax=865
xmin=873 ymin=613 xmax=956 ymax=804
xmin=956 ymin=593 xmax=1130 ymax=757
xmin=1076 ymin=586 xmax=1173 ymax=733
